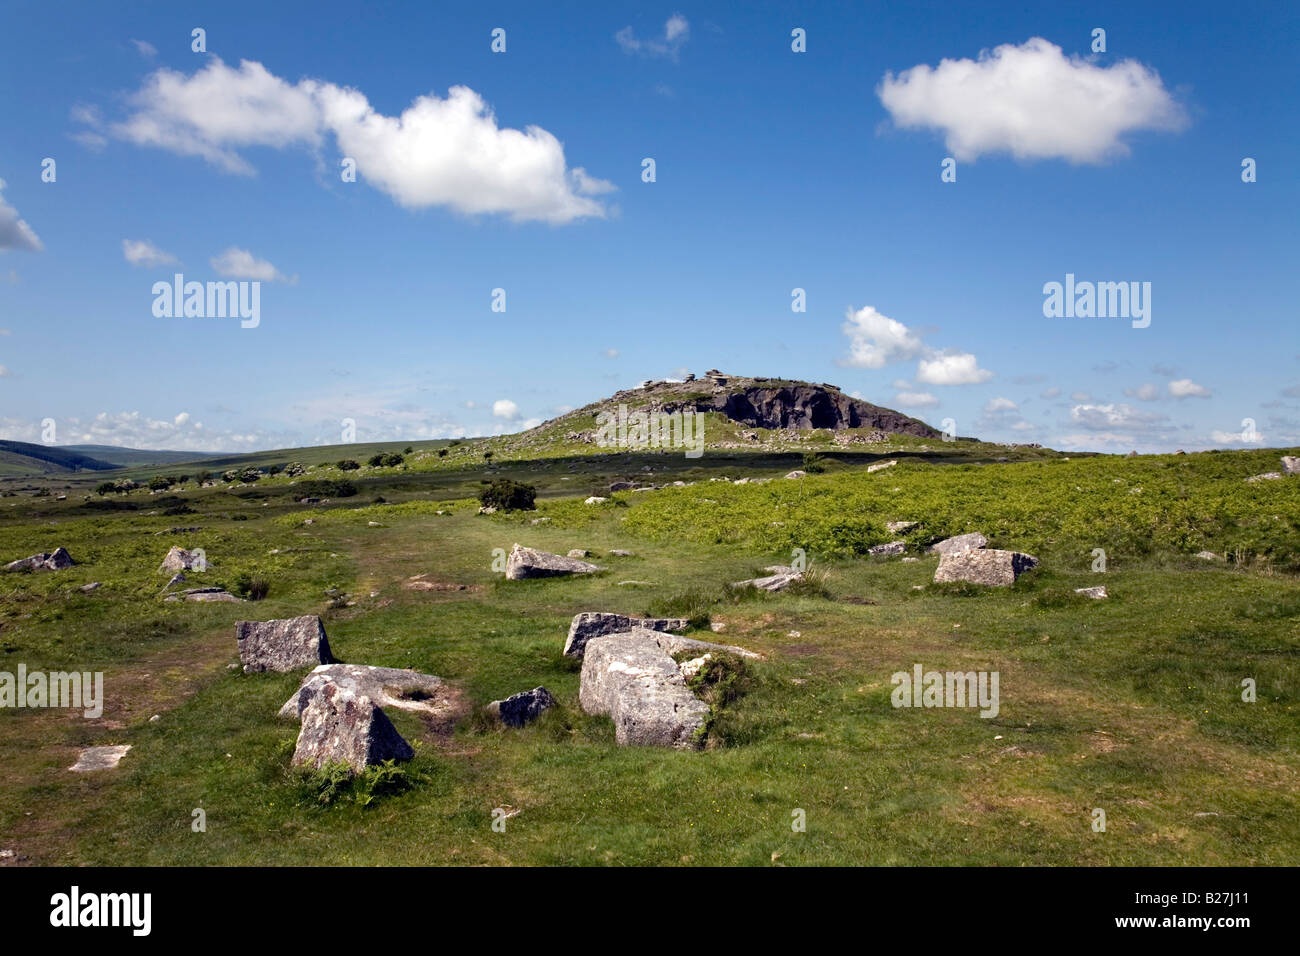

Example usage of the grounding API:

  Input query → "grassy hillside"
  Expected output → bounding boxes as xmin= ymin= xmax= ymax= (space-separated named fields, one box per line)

xmin=0 ymin=444 xmax=1296 ymax=865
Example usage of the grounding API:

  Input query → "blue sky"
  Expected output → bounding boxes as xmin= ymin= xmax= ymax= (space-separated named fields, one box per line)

xmin=1 ymin=0 xmax=1296 ymax=453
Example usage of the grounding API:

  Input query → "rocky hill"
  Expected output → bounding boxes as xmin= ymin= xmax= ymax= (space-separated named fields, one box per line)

xmin=560 ymin=369 xmax=941 ymax=438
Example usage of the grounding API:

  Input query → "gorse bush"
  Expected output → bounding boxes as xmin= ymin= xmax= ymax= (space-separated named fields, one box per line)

xmin=336 ymin=459 xmax=360 ymax=471
xmin=294 ymin=479 xmax=357 ymax=500
xmin=479 ymin=478 xmax=536 ymax=511
xmin=367 ymin=453 xmax=404 ymax=468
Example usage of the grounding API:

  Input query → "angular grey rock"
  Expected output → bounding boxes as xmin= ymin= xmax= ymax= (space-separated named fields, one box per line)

xmin=929 ymin=532 xmax=988 ymax=555
xmin=584 ymin=496 xmax=608 ymax=504
xmin=567 ymin=548 xmax=592 ymax=558
xmin=886 ymin=521 xmax=918 ymax=534
xmin=69 ymin=745 xmax=131 ymax=772
xmin=867 ymin=540 xmax=906 ymax=556
xmin=487 ymin=686 xmax=557 ymax=727
xmin=1195 ymin=550 xmax=1221 ymax=561
xmin=734 ymin=565 xmax=803 ymax=591
xmin=5 ymin=547 xmax=74 ymax=572
xmin=609 ymin=481 xmax=636 ymax=492
xmin=1245 ymin=472 xmax=1282 ymax=483
xmin=608 ymin=549 xmax=634 ymax=557
xmin=183 ymin=587 xmax=242 ymax=602
xmin=279 ymin=663 xmax=450 ymax=720
xmin=79 ymin=581 xmax=102 ymax=592
xmin=579 ymin=629 xmax=711 ymax=748
xmin=784 ymin=470 xmax=806 ymax=479
xmin=1283 ymin=456 xmax=1300 ymax=475
xmin=934 ymin=549 xmax=1038 ymax=587
xmin=505 ymin=543 xmax=604 ymax=580
xmin=291 ymin=682 xmax=413 ymax=773
xmin=564 ymin=611 xmax=689 ymax=658
xmin=1075 ymin=586 xmax=1108 ymax=599
xmin=867 ymin=459 xmax=897 ymax=473
xmin=158 ymin=546 xmax=207 ymax=573
xmin=235 ymin=614 xmax=334 ymax=673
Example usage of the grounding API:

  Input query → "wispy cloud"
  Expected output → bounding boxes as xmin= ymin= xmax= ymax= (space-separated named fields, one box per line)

xmin=616 ymin=14 xmax=690 ymax=59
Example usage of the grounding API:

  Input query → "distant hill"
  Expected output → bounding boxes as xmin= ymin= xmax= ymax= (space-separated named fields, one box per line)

xmin=0 ymin=440 xmax=121 ymax=473
xmin=61 ymin=445 xmax=220 ymax=468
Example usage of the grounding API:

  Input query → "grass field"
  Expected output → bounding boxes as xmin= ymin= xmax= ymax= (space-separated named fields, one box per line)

xmin=0 ymin=444 xmax=1297 ymax=865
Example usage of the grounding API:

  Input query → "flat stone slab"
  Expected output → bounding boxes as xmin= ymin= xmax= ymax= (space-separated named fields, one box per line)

xmin=236 ymin=614 xmax=334 ymax=673
xmin=867 ymin=459 xmax=897 ymax=473
xmin=579 ymin=629 xmax=712 ymax=748
xmin=505 ymin=544 xmax=604 ymax=580
xmin=564 ymin=611 xmax=689 ymax=659
xmin=734 ymin=565 xmax=803 ymax=591
xmin=886 ymin=521 xmax=918 ymax=533
xmin=934 ymin=549 xmax=1038 ymax=587
xmin=1075 ymin=586 xmax=1108 ymax=599
xmin=292 ymin=682 xmax=413 ymax=773
xmin=929 ymin=532 xmax=988 ymax=555
xmin=279 ymin=663 xmax=452 ymax=721
xmin=69 ymin=745 xmax=131 ymax=772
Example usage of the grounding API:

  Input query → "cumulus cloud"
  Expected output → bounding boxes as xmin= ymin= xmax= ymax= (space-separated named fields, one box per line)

xmin=1168 ymin=378 xmax=1211 ymax=398
xmin=841 ymin=306 xmax=927 ymax=369
xmin=0 ymin=179 xmax=43 ymax=252
xmin=895 ymin=390 xmax=939 ymax=408
xmin=877 ymin=37 xmax=1187 ymax=163
xmin=840 ymin=305 xmax=993 ymax=386
xmin=984 ymin=397 xmax=1018 ymax=413
xmin=122 ymin=238 xmax=177 ymax=267
xmin=210 ymin=247 xmax=292 ymax=282
xmin=96 ymin=58 xmax=613 ymax=224
xmin=917 ymin=350 xmax=994 ymax=386
xmin=492 ymin=399 xmax=520 ymax=420
xmin=616 ymin=14 xmax=690 ymax=59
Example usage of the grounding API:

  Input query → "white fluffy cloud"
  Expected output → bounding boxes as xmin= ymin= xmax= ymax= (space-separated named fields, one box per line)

xmin=984 ymin=397 xmax=1018 ymax=413
xmin=1168 ymin=378 xmax=1211 ymax=398
xmin=616 ymin=15 xmax=690 ymax=58
xmin=841 ymin=306 xmax=927 ymax=369
xmin=210 ymin=247 xmax=291 ymax=282
xmin=878 ymin=37 xmax=1187 ymax=163
xmin=492 ymin=399 xmax=520 ymax=420
xmin=0 ymin=179 xmax=43 ymax=252
xmin=122 ymin=238 xmax=177 ymax=267
xmin=917 ymin=350 xmax=994 ymax=386
xmin=98 ymin=58 xmax=612 ymax=224
xmin=841 ymin=306 xmax=993 ymax=385
xmin=894 ymin=390 xmax=939 ymax=408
